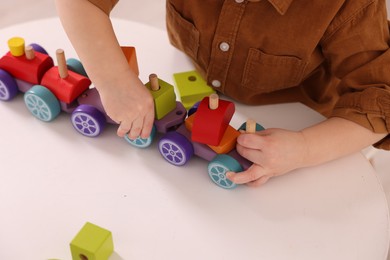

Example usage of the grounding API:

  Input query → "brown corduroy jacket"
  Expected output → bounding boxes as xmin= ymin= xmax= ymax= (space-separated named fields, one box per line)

xmin=89 ymin=0 xmax=390 ymax=150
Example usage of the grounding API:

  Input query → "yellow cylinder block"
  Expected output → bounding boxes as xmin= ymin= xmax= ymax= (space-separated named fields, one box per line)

xmin=8 ymin=37 xmax=25 ymax=57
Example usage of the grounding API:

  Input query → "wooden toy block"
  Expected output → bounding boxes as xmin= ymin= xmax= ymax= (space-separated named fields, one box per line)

xmin=186 ymin=113 xmax=239 ymax=154
xmin=8 ymin=37 xmax=25 ymax=56
xmin=184 ymin=113 xmax=195 ymax=132
xmin=145 ymin=74 xmax=176 ymax=120
xmin=208 ymin=125 xmax=240 ymax=154
xmin=191 ymin=94 xmax=235 ymax=146
xmin=41 ymin=67 xmax=91 ymax=103
xmin=121 ymin=46 xmax=139 ymax=76
xmin=177 ymin=122 xmax=218 ymax=162
xmin=154 ymin=101 xmax=187 ymax=133
xmin=0 ymin=37 xmax=54 ymax=84
xmin=40 ymin=49 xmax=91 ymax=104
xmin=173 ymin=70 xmax=215 ymax=110
xmin=70 ymin=222 xmax=114 ymax=260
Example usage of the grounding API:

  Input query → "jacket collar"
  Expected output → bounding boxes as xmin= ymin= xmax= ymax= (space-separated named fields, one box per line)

xmin=266 ymin=0 xmax=294 ymax=15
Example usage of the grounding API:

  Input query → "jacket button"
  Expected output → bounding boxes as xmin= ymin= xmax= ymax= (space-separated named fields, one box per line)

xmin=219 ymin=42 xmax=230 ymax=52
xmin=212 ymin=80 xmax=221 ymax=88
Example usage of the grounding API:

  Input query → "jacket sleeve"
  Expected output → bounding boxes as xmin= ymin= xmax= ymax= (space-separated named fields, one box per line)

xmin=321 ymin=0 xmax=390 ymax=150
xmin=87 ymin=0 xmax=119 ymax=15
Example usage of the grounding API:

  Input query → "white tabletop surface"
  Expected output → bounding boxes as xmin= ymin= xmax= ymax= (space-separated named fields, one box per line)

xmin=0 ymin=18 xmax=389 ymax=260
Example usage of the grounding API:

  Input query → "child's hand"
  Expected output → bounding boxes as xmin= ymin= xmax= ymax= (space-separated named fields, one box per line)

xmin=226 ymin=128 xmax=308 ymax=187
xmin=55 ymin=0 xmax=155 ymax=140
xmin=226 ymin=117 xmax=387 ymax=187
xmin=99 ymin=77 xmax=155 ymax=140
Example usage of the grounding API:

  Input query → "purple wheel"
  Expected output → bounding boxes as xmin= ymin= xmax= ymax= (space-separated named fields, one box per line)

xmin=71 ymin=104 xmax=106 ymax=137
xmin=29 ymin=43 xmax=49 ymax=55
xmin=0 ymin=69 xmax=18 ymax=101
xmin=158 ymin=132 xmax=194 ymax=166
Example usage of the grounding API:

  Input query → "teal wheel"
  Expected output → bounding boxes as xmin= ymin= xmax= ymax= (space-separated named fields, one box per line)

xmin=124 ymin=125 xmax=156 ymax=148
xmin=24 ymin=85 xmax=61 ymax=122
xmin=208 ymin=154 xmax=243 ymax=189
xmin=238 ymin=121 xmax=265 ymax=132
xmin=67 ymin=58 xmax=88 ymax=77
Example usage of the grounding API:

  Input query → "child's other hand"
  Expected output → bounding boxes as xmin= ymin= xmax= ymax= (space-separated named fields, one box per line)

xmin=226 ymin=128 xmax=308 ymax=187
xmin=99 ymin=76 xmax=154 ymax=140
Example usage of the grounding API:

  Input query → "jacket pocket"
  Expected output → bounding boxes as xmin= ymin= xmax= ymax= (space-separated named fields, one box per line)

xmin=242 ymin=48 xmax=308 ymax=92
xmin=166 ymin=2 xmax=200 ymax=61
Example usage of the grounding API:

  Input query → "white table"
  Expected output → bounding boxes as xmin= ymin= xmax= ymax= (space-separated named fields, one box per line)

xmin=0 ymin=18 xmax=388 ymax=260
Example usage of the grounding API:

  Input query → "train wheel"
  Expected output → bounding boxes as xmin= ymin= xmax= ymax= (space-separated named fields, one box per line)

xmin=29 ymin=43 xmax=49 ymax=55
xmin=158 ymin=132 xmax=194 ymax=166
xmin=187 ymin=101 xmax=200 ymax=117
xmin=67 ymin=58 xmax=88 ymax=77
xmin=238 ymin=121 xmax=265 ymax=132
xmin=0 ymin=69 xmax=18 ymax=101
xmin=124 ymin=125 xmax=156 ymax=148
xmin=24 ymin=85 xmax=60 ymax=122
xmin=71 ymin=104 xmax=106 ymax=137
xmin=208 ymin=154 xmax=243 ymax=189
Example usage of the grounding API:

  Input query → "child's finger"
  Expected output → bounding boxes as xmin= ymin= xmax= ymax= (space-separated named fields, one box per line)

xmin=237 ymin=133 xmax=266 ymax=149
xmin=117 ymin=120 xmax=132 ymax=137
xmin=226 ymin=165 xmax=267 ymax=184
xmin=246 ymin=175 xmax=271 ymax=187
xmin=236 ymin=144 xmax=263 ymax=165
xmin=127 ymin=117 xmax=143 ymax=140
xmin=140 ymin=111 xmax=155 ymax=139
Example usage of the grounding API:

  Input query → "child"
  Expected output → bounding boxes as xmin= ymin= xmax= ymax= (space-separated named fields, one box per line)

xmin=55 ymin=0 xmax=389 ymax=186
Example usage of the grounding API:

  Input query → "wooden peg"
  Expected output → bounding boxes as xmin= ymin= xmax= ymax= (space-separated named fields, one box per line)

xmin=149 ymin=73 xmax=160 ymax=91
xmin=209 ymin=93 xmax=219 ymax=110
xmin=246 ymin=119 xmax=256 ymax=133
xmin=56 ymin=49 xmax=68 ymax=79
xmin=25 ymin=45 xmax=35 ymax=60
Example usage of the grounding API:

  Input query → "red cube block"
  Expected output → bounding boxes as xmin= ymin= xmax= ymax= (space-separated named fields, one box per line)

xmin=41 ymin=66 xmax=91 ymax=104
xmin=0 ymin=51 xmax=54 ymax=85
xmin=191 ymin=96 xmax=235 ymax=146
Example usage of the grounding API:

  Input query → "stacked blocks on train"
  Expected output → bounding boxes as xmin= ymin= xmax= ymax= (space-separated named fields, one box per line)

xmin=208 ymin=125 xmax=240 ymax=154
xmin=70 ymin=222 xmax=114 ymax=260
xmin=0 ymin=37 xmax=54 ymax=85
xmin=191 ymin=96 xmax=235 ymax=146
xmin=186 ymin=113 xmax=240 ymax=154
xmin=145 ymin=77 xmax=176 ymax=120
xmin=173 ymin=70 xmax=215 ymax=110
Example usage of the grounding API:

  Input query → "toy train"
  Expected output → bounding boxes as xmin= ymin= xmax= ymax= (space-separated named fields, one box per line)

xmin=0 ymin=37 xmax=141 ymax=137
xmin=0 ymin=37 xmax=264 ymax=189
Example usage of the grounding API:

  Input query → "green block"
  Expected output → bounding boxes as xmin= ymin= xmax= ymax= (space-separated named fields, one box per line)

xmin=145 ymin=77 xmax=176 ymax=120
xmin=173 ymin=70 xmax=215 ymax=110
xmin=70 ymin=222 xmax=114 ymax=260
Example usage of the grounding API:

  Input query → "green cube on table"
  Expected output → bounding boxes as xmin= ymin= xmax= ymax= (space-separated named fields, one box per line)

xmin=70 ymin=222 xmax=114 ymax=260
